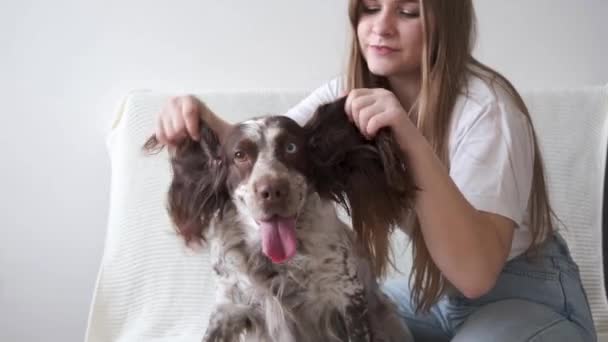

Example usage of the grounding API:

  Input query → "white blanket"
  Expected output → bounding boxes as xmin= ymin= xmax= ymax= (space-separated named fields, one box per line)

xmin=86 ymin=85 xmax=608 ymax=341
xmin=524 ymin=85 xmax=608 ymax=339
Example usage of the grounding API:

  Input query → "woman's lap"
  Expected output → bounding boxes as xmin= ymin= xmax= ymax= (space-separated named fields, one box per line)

xmin=382 ymin=234 xmax=596 ymax=341
xmin=452 ymin=299 xmax=589 ymax=342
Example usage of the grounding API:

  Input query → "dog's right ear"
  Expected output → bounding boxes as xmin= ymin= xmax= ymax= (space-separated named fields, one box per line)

xmin=143 ymin=122 xmax=232 ymax=246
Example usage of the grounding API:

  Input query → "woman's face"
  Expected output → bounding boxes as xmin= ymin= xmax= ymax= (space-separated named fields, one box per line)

xmin=357 ymin=0 xmax=424 ymax=78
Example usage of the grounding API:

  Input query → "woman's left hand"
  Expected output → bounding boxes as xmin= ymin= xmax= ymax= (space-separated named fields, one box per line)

xmin=344 ymin=88 xmax=416 ymax=148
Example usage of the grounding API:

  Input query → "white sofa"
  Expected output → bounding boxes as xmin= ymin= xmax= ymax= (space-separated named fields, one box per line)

xmin=86 ymin=85 xmax=608 ymax=342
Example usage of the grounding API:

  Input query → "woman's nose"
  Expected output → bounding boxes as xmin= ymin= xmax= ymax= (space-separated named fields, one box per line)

xmin=372 ymin=10 xmax=397 ymax=37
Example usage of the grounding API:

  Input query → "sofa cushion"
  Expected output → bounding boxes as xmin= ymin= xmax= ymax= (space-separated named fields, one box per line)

xmin=86 ymin=85 xmax=608 ymax=342
xmin=522 ymin=85 xmax=608 ymax=339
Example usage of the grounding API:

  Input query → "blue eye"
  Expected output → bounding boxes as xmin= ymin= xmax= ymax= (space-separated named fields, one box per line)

xmin=285 ymin=143 xmax=297 ymax=154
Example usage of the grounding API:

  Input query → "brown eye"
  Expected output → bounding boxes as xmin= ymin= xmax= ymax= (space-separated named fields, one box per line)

xmin=285 ymin=142 xmax=297 ymax=154
xmin=234 ymin=150 xmax=247 ymax=162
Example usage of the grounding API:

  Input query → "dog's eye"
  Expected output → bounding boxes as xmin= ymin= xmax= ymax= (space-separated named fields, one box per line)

xmin=285 ymin=143 xmax=297 ymax=154
xmin=234 ymin=151 xmax=247 ymax=161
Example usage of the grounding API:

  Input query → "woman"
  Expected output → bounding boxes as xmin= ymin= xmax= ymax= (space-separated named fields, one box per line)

xmin=154 ymin=1 xmax=596 ymax=340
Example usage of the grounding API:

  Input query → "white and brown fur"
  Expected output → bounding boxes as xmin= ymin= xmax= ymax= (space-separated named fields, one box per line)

xmin=144 ymin=97 xmax=417 ymax=342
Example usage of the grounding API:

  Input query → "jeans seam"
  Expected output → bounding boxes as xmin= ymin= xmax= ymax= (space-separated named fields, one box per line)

xmin=502 ymin=268 xmax=559 ymax=280
xmin=527 ymin=317 xmax=566 ymax=341
xmin=553 ymin=257 xmax=571 ymax=318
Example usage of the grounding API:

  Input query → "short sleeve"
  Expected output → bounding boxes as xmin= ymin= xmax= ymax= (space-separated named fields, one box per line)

xmin=285 ymin=77 xmax=345 ymax=126
xmin=449 ymin=100 xmax=535 ymax=226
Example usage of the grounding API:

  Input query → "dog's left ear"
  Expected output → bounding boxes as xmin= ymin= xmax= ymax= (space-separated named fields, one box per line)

xmin=304 ymin=96 xmax=417 ymax=276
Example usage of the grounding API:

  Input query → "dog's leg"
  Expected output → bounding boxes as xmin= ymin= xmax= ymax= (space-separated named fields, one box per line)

xmin=344 ymin=288 xmax=372 ymax=342
xmin=202 ymin=303 xmax=266 ymax=342
xmin=352 ymin=251 xmax=414 ymax=342
xmin=366 ymin=291 xmax=414 ymax=342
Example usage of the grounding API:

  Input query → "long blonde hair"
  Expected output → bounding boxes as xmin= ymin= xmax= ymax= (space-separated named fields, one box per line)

xmin=346 ymin=0 xmax=556 ymax=312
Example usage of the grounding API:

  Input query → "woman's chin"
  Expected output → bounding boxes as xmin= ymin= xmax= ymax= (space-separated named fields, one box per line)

xmin=367 ymin=62 xmax=401 ymax=77
xmin=368 ymin=63 xmax=420 ymax=79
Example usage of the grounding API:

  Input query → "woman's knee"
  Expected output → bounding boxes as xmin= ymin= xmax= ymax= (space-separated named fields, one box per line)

xmin=527 ymin=319 xmax=593 ymax=342
xmin=451 ymin=299 xmax=593 ymax=342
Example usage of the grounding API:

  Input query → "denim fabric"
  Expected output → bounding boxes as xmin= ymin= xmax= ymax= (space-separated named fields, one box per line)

xmin=382 ymin=233 xmax=597 ymax=341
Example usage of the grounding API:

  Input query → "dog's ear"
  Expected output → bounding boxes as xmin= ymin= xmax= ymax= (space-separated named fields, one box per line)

xmin=143 ymin=122 xmax=232 ymax=246
xmin=304 ymin=96 xmax=417 ymax=276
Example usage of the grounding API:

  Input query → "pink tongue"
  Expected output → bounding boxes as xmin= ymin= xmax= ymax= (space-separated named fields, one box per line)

xmin=259 ymin=217 xmax=297 ymax=263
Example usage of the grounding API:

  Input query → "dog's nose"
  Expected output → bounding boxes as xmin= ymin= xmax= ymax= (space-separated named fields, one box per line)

xmin=255 ymin=177 xmax=290 ymax=202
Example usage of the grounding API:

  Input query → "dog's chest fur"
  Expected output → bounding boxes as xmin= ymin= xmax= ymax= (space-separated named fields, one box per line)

xmin=207 ymin=196 xmax=370 ymax=341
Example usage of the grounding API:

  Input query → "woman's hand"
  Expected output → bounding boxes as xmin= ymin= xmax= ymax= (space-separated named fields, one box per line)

xmin=344 ymin=88 xmax=417 ymax=151
xmin=155 ymin=95 xmax=204 ymax=145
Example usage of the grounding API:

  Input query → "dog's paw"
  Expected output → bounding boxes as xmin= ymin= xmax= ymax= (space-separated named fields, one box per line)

xmin=202 ymin=305 xmax=254 ymax=342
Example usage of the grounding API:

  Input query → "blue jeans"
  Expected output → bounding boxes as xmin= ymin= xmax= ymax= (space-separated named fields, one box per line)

xmin=382 ymin=234 xmax=597 ymax=341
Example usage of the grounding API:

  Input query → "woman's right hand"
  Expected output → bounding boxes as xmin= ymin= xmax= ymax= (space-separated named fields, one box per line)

xmin=155 ymin=95 xmax=203 ymax=145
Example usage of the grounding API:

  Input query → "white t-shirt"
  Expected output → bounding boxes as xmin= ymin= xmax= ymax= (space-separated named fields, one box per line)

xmin=285 ymin=75 xmax=534 ymax=260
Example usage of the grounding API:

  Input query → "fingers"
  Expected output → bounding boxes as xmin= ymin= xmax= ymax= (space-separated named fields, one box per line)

xmin=345 ymin=89 xmax=380 ymax=137
xmin=163 ymin=115 xmax=177 ymax=143
xmin=344 ymin=88 xmax=410 ymax=139
xmin=350 ymin=95 xmax=377 ymax=124
xmin=358 ymin=103 xmax=384 ymax=138
xmin=181 ymin=96 xmax=201 ymax=140
xmin=171 ymin=111 xmax=187 ymax=141
xmin=367 ymin=111 xmax=393 ymax=137
xmin=344 ymin=88 xmax=373 ymax=120
xmin=154 ymin=95 xmax=203 ymax=146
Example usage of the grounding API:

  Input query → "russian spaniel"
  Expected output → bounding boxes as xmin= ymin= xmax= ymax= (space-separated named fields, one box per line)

xmin=144 ymin=97 xmax=416 ymax=342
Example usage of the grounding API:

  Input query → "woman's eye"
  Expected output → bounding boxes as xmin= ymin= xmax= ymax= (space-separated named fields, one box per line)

xmin=399 ymin=10 xmax=419 ymax=18
xmin=285 ymin=143 xmax=297 ymax=154
xmin=399 ymin=5 xmax=420 ymax=17
xmin=362 ymin=6 xmax=380 ymax=14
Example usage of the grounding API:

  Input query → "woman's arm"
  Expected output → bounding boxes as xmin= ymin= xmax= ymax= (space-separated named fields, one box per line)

xmin=346 ymin=88 xmax=520 ymax=299
xmin=400 ymin=130 xmax=514 ymax=299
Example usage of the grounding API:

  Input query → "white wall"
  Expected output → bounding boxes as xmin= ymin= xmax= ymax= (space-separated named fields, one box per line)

xmin=474 ymin=0 xmax=608 ymax=90
xmin=1 ymin=1 xmax=606 ymax=341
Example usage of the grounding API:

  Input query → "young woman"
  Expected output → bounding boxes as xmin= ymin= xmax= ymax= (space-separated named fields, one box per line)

xmin=154 ymin=1 xmax=596 ymax=340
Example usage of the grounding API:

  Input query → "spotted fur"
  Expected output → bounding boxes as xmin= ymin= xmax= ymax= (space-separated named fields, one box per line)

xmin=143 ymin=97 xmax=415 ymax=342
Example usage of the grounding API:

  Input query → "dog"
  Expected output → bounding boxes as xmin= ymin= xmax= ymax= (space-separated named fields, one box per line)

xmin=144 ymin=97 xmax=416 ymax=342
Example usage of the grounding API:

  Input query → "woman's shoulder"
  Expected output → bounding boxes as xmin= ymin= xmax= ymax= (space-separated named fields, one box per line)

xmin=285 ymin=76 xmax=346 ymax=125
xmin=449 ymin=71 xmax=533 ymax=162
xmin=449 ymin=70 xmax=534 ymax=153
xmin=305 ymin=75 xmax=346 ymax=105
xmin=452 ymin=71 xmax=527 ymax=128
xmin=461 ymin=71 xmax=519 ymax=111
